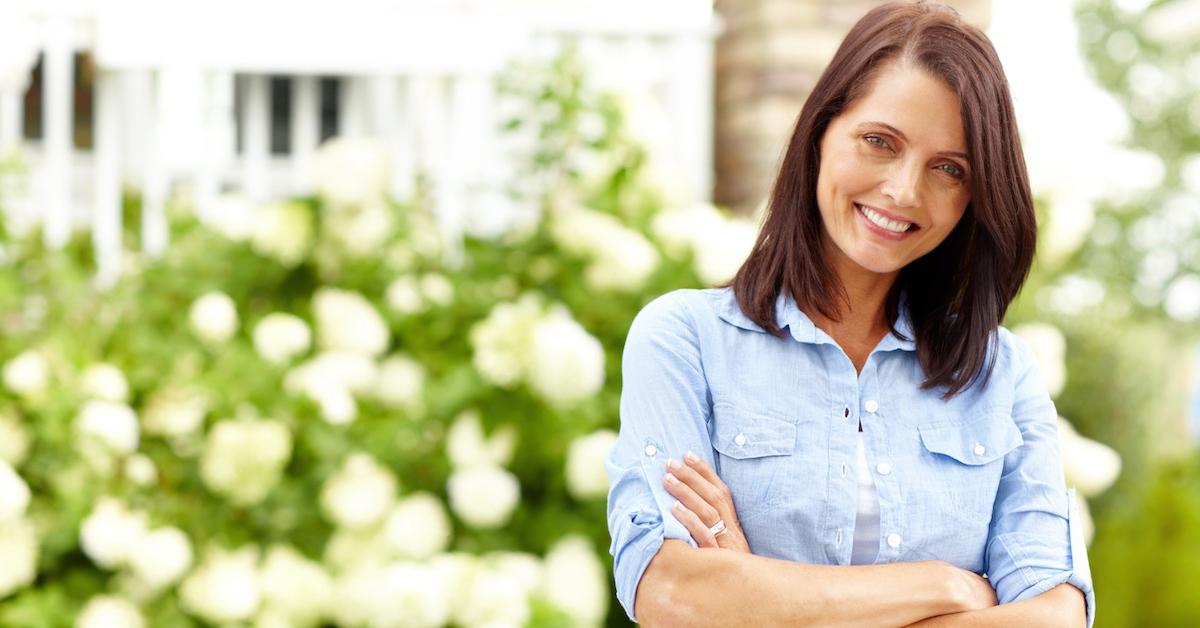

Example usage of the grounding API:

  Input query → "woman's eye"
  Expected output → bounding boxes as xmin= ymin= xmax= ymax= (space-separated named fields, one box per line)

xmin=863 ymin=135 xmax=890 ymax=150
xmin=939 ymin=163 xmax=966 ymax=179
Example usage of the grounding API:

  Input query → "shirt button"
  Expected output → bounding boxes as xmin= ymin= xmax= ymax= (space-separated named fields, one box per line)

xmin=973 ymin=443 xmax=986 ymax=456
xmin=887 ymin=533 xmax=902 ymax=549
xmin=644 ymin=444 xmax=657 ymax=457
xmin=864 ymin=400 xmax=879 ymax=413
xmin=841 ymin=462 xmax=847 ymax=478
xmin=876 ymin=462 xmax=892 ymax=476
xmin=734 ymin=433 xmax=747 ymax=446
xmin=835 ymin=528 xmax=843 ymax=545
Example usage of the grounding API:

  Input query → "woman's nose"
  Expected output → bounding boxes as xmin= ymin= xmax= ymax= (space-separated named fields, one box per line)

xmin=880 ymin=161 xmax=921 ymax=208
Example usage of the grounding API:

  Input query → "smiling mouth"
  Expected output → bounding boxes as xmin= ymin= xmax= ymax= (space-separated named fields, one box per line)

xmin=855 ymin=203 xmax=919 ymax=233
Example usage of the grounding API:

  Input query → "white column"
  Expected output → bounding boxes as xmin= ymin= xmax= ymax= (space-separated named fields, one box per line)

xmin=92 ymin=70 xmax=123 ymax=290
xmin=667 ymin=34 xmax=714 ymax=204
xmin=195 ymin=71 xmax=235 ymax=223
xmin=366 ymin=75 xmax=398 ymax=200
xmin=0 ymin=88 xmax=22 ymax=155
xmin=241 ymin=74 xmax=270 ymax=201
xmin=338 ymin=76 xmax=365 ymax=138
xmin=391 ymin=78 xmax=416 ymax=202
xmin=289 ymin=75 xmax=320 ymax=194
xmin=41 ymin=16 xmax=74 ymax=249
xmin=141 ymin=71 xmax=170 ymax=258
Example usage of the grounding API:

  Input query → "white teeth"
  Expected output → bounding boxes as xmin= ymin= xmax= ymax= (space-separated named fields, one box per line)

xmin=858 ymin=204 xmax=912 ymax=233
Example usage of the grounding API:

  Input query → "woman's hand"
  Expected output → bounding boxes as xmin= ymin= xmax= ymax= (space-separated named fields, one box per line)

xmin=662 ymin=451 xmax=751 ymax=553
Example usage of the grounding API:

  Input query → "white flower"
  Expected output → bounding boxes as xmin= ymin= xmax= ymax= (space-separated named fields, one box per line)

xmin=1164 ymin=273 xmax=1200 ymax=322
xmin=584 ymin=229 xmax=660 ymax=292
xmin=259 ymin=545 xmax=333 ymax=627
xmin=374 ymin=354 xmax=426 ymax=412
xmin=566 ymin=430 xmax=618 ymax=500
xmin=446 ymin=466 xmax=520 ymax=529
xmin=79 ymin=498 xmax=148 ymax=569
xmin=180 ymin=546 xmax=262 ymax=624
xmin=1058 ymin=416 xmax=1122 ymax=498
xmin=1013 ymin=323 xmax=1067 ymax=398
xmin=0 ymin=460 xmax=30 ymax=522
xmin=469 ymin=295 xmax=543 ymax=387
xmin=0 ymin=519 xmax=38 ymax=599
xmin=200 ymin=193 xmax=255 ymax=241
xmin=526 ymin=310 xmax=605 ymax=406
xmin=250 ymin=201 xmax=313 ymax=267
xmin=483 ymin=551 xmax=543 ymax=597
xmin=253 ymin=313 xmax=312 ymax=365
xmin=384 ymin=492 xmax=451 ymax=560
xmin=313 ymin=288 xmax=390 ymax=357
xmin=551 ymin=206 xmax=659 ymax=291
xmin=652 ymin=203 xmax=758 ymax=284
xmin=445 ymin=410 xmax=516 ymax=469
xmin=541 ymin=535 xmax=609 ymax=627
xmin=385 ymin=275 xmax=425 ymax=315
xmin=123 ymin=454 xmax=157 ymax=486
xmin=321 ymin=453 xmax=397 ymax=529
xmin=325 ymin=203 xmax=395 ymax=258
xmin=333 ymin=562 xmax=450 ymax=628
xmin=312 ymin=137 xmax=389 ymax=209
xmin=322 ymin=525 xmax=389 ymax=574
xmin=141 ymin=388 xmax=208 ymax=438
xmin=200 ymin=419 xmax=292 ymax=505
xmin=75 ymin=400 xmax=140 ymax=456
xmin=2 ymin=350 xmax=49 ymax=397
xmin=75 ymin=595 xmax=144 ymax=628
xmin=80 ymin=363 xmax=129 ymax=403
xmin=428 ymin=553 xmax=480 ymax=618
xmin=420 ymin=273 xmax=455 ymax=307
xmin=0 ymin=414 xmax=30 ymax=466
xmin=692 ymin=216 xmax=757 ymax=285
xmin=127 ymin=526 xmax=193 ymax=590
xmin=189 ymin=292 xmax=239 ymax=345
xmin=456 ymin=563 xmax=531 ymax=628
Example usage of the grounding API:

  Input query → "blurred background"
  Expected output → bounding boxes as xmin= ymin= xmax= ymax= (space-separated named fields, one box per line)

xmin=0 ymin=0 xmax=1196 ymax=626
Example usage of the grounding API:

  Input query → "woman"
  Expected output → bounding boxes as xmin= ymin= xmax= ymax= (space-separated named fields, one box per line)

xmin=605 ymin=2 xmax=1095 ymax=627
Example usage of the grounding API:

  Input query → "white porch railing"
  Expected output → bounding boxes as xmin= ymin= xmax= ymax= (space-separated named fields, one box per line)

xmin=0 ymin=0 xmax=717 ymax=288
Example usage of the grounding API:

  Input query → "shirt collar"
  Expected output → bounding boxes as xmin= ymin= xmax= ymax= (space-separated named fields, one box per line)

xmin=712 ymin=287 xmax=916 ymax=352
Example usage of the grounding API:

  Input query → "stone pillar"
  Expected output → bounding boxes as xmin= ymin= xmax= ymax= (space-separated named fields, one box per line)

xmin=713 ymin=0 xmax=992 ymax=215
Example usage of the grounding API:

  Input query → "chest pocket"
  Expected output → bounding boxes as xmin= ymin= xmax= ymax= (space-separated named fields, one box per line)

xmin=916 ymin=413 xmax=1024 ymax=522
xmin=710 ymin=403 xmax=797 ymax=519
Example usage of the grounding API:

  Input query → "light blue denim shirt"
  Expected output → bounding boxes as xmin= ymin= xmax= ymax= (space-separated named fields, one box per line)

xmin=606 ymin=287 xmax=1095 ymax=626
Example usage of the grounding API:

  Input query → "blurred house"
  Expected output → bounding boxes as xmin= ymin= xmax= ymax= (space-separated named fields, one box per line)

xmin=0 ymin=0 xmax=717 ymax=287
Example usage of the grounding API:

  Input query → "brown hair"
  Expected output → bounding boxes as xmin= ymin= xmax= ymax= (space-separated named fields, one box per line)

xmin=730 ymin=1 xmax=1036 ymax=398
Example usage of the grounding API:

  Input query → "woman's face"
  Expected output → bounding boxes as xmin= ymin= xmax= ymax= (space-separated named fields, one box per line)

xmin=816 ymin=61 xmax=971 ymax=279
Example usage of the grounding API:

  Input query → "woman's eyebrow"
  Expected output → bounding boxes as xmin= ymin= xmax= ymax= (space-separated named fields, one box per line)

xmin=856 ymin=121 xmax=969 ymax=161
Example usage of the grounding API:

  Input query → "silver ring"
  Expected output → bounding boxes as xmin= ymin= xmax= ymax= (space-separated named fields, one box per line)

xmin=708 ymin=519 xmax=727 ymax=537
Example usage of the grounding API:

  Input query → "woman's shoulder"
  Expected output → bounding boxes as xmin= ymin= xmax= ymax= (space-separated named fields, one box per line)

xmin=631 ymin=287 xmax=748 ymax=335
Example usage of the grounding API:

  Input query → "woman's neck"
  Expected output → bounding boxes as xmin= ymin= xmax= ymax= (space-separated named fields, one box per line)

xmin=807 ymin=245 xmax=899 ymax=350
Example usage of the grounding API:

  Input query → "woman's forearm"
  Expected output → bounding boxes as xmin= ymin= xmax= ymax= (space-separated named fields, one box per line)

xmin=901 ymin=583 xmax=1086 ymax=628
xmin=635 ymin=540 xmax=967 ymax=628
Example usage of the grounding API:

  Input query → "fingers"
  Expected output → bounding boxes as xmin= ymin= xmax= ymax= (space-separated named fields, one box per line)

xmin=663 ymin=467 xmax=721 ymax=526
xmin=671 ymin=500 xmax=720 ymax=548
xmin=683 ymin=451 xmax=730 ymax=494
xmin=665 ymin=456 xmax=730 ymax=522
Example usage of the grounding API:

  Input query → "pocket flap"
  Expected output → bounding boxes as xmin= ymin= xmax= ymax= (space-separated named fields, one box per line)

xmin=711 ymin=404 xmax=797 ymax=460
xmin=918 ymin=414 xmax=1024 ymax=465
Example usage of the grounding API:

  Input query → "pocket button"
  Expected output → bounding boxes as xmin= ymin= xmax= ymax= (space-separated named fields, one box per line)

xmin=734 ymin=433 xmax=747 ymax=446
xmin=973 ymin=443 xmax=986 ymax=456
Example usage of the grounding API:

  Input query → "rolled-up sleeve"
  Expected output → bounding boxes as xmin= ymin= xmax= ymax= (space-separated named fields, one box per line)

xmin=606 ymin=291 xmax=715 ymax=622
xmin=986 ymin=332 xmax=1096 ymax=627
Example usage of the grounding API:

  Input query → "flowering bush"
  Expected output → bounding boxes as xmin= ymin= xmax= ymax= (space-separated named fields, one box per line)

xmin=0 ymin=49 xmax=759 ymax=627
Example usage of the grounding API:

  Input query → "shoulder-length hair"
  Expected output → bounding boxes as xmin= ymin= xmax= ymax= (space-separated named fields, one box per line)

xmin=730 ymin=1 xmax=1036 ymax=399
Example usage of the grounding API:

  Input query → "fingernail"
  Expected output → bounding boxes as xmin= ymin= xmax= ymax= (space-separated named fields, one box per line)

xmin=666 ymin=458 xmax=679 ymax=470
xmin=664 ymin=472 xmax=678 ymax=485
xmin=672 ymin=500 xmax=683 ymax=510
xmin=685 ymin=451 xmax=699 ymax=463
